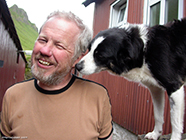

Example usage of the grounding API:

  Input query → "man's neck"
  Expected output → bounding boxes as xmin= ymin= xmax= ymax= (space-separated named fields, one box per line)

xmin=37 ymin=73 xmax=73 ymax=91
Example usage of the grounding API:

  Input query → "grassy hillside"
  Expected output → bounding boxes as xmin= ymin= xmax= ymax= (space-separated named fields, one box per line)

xmin=9 ymin=5 xmax=38 ymax=50
xmin=9 ymin=5 xmax=38 ymax=79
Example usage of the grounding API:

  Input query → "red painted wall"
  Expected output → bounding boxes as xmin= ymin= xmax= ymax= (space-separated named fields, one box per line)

xmin=93 ymin=0 xmax=115 ymax=36
xmin=127 ymin=0 xmax=144 ymax=23
xmin=0 ymin=20 xmax=26 ymax=111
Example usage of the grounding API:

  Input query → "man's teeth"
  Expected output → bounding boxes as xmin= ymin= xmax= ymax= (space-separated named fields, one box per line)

xmin=39 ymin=60 xmax=50 ymax=66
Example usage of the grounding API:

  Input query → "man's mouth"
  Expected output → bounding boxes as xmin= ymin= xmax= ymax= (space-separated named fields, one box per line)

xmin=39 ymin=59 xmax=51 ymax=66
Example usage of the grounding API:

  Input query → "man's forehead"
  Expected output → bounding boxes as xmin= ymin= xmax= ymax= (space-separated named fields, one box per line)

xmin=48 ymin=17 xmax=79 ymax=30
xmin=39 ymin=18 xmax=80 ymax=48
xmin=44 ymin=17 xmax=80 ymax=37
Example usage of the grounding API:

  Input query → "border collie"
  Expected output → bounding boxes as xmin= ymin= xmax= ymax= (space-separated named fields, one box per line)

xmin=76 ymin=18 xmax=186 ymax=140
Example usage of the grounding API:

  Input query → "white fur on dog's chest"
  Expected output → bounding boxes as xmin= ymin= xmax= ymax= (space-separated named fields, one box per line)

xmin=121 ymin=64 xmax=161 ymax=88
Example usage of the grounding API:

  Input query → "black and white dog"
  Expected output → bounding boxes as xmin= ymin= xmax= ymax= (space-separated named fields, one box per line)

xmin=76 ymin=18 xmax=186 ymax=140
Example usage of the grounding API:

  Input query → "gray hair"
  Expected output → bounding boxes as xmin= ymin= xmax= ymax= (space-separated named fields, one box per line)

xmin=40 ymin=11 xmax=93 ymax=60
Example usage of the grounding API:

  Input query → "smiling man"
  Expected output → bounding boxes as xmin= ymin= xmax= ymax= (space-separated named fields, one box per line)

xmin=31 ymin=14 xmax=80 ymax=89
xmin=0 ymin=11 xmax=113 ymax=140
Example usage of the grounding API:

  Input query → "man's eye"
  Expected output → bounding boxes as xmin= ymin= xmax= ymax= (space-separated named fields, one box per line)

xmin=56 ymin=43 xmax=66 ymax=50
xmin=38 ymin=38 xmax=47 ymax=43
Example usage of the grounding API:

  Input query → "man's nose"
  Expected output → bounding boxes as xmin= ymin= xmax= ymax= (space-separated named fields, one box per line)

xmin=40 ymin=42 xmax=53 ymax=56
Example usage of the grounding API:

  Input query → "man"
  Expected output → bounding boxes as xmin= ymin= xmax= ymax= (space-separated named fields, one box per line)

xmin=0 ymin=11 xmax=113 ymax=140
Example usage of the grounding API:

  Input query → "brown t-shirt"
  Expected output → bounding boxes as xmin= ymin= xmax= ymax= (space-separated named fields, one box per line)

xmin=0 ymin=75 xmax=113 ymax=140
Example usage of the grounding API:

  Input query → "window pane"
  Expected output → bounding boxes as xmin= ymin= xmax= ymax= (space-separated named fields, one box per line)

xmin=165 ymin=0 xmax=178 ymax=23
xmin=150 ymin=2 xmax=160 ymax=26
xmin=118 ymin=5 xmax=126 ymax=23
xmin=0 ymin=60 xmax=4 ymax=67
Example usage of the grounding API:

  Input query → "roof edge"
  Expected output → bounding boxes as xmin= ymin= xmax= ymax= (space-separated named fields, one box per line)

xmin=0 ymin=0 xmax=27 ymax=63
xmin=82 ymin=0 xmax=95 ymax=7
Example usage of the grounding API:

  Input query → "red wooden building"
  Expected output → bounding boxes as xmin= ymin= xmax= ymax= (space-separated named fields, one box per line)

xmin=0 ymin=0 xmax=26 ymax=111
xmin=83 ymin=0 xmax=186 ymax=135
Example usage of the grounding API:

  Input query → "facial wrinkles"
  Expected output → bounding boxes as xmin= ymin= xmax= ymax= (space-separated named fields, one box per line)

xmin=37 ymin=32 xmax=75 ymax=66
xmin=32 ymin=17 xmax=81 ymax=86
xmin=41 ymin=20 xmax=77 ymax=52
xmin=31 ymin=49 xmax=74 ymax=86
xmin=53 ymin=18 xmax=80 ymax=50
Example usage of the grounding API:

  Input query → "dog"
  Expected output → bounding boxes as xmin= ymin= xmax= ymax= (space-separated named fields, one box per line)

xmin=75 ymin=18 xmax=186 ymax=140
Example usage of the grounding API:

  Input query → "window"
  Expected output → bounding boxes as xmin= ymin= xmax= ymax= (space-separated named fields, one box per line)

xmin=165 ymin=0 xmax=178 ymax=23
xmin=144 ymin=0 xmax=184 ymax=26
xmin=150 ymin=2 xmax=160 ymax=26
xmin=0 ymin=60 xmax=4 ymax=67
xmin=109 ymin=0 xmax=128 ymax=27
xmin=118 ymin=4 xmax=127 ymax=24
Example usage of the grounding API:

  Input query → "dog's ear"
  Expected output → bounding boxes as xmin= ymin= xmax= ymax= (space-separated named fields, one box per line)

xmin=117 ymin=46 xmax=132 ymax=71
xmin=128 ymin=37 xmax=144 ymax=60
xmin=108 ymin=60 xmax=124 ymax=74
xmin=126 ymin=27 xmax=144 ymax=60
xmin=117 ymin=35 xmax=144 ymax=70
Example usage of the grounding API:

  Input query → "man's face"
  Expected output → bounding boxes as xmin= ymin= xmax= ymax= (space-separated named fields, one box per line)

xmin=31 ymin=17 xmax=80 ymax=85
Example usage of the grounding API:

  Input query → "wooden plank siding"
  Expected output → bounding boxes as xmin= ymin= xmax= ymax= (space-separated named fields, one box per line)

xmin=84 ymin=0 xmax=186 ymax=135
xmin=0 ymin=0 xmax=26 ymax=110
xmin=93 ymin=0 xmax=115 ymax=35
xmin=127 ymin=0 xmax=144 ymax=23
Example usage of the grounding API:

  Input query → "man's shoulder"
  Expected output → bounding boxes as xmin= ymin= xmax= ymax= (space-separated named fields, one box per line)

xmin=6 ymin=78 xmax=35 ymax=95
xmin=75 ymin=75 xmax=106 ymax=87
xmin=74 ymin=75 xmax=108 ymax=96
xmin=10 ymin=78 xmax=34 ymax=88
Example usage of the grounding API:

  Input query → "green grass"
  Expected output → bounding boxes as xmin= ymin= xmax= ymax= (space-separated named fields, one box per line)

xmin=9 ymin=6 xmax=38 ymax=50
xmin=13 ymin=20 xmax=38 ymax=50
xmin=9 ymin=5 xmax=39 ymax=79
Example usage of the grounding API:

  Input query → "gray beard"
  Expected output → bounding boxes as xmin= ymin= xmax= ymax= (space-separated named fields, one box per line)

xmin=31 ymin=64 xmax=71 ymax=86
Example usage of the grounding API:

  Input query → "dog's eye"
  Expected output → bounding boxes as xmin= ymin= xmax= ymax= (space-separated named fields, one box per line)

xmin=98 ymin=54 xmax=104 ymax=59
xmin=95 ymin=51 xmax=100 ymax=56
xmin=94 ymin=50 xmax=104 ymax=59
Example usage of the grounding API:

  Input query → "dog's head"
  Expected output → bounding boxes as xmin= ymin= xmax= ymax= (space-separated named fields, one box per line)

xmin=76 ymin=27 xmax=144 ymax=75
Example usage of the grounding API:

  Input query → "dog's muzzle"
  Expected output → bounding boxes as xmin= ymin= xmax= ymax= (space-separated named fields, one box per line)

xmin=75 ymin=61 xmax=84 ymax=72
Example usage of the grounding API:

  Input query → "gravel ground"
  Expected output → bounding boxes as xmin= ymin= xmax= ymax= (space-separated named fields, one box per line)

xmin=112 ymin=122 xmax=186 ymax=140
xmin=138 ymin=133 xmax=186 ymax=140
xmin=112 ymin=122 xmax=138 ymax=140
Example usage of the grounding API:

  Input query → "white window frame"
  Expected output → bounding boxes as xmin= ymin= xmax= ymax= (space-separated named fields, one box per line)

xmin=143 ymin=0 xmax=184 ymax=25
xmin=109 ymin=0 xmax=129 ymax=28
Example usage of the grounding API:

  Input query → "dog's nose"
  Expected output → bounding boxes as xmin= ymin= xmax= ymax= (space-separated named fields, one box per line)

xmin=75 ymin=61 xmax=84 ymax=71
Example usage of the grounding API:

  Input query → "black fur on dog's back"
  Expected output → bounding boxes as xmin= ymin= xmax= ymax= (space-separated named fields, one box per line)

xmin=145 ymin=18 xmax=186 ymax=95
